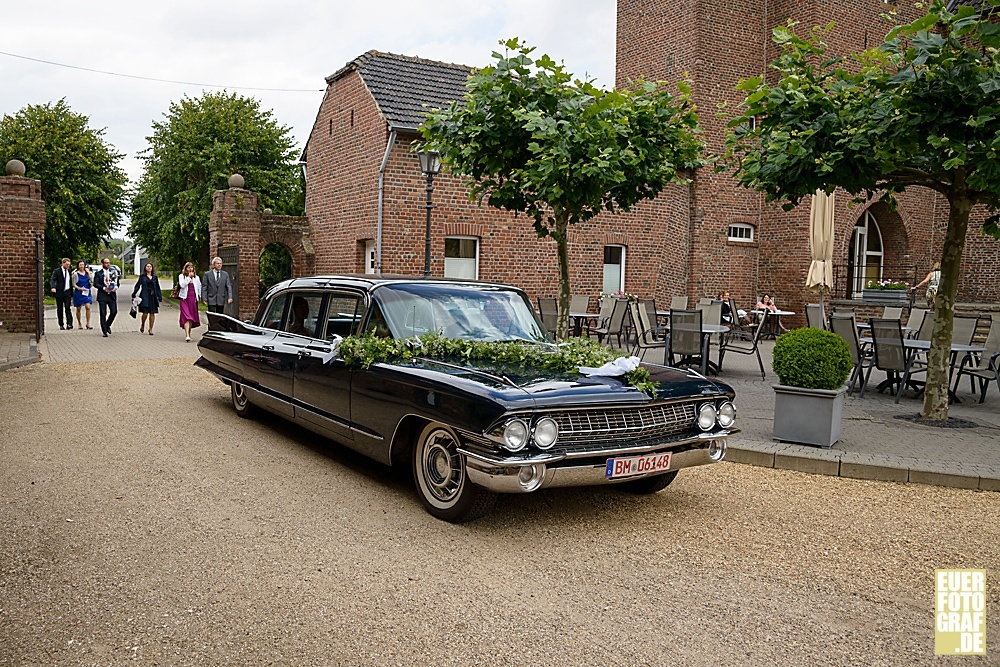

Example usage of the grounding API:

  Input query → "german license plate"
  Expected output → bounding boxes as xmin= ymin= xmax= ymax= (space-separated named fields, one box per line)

xmin=605 ymin=452 xmax=672 ymax=479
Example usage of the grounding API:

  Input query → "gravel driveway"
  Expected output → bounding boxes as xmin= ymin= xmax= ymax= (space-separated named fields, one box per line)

xmin=1 ymin=359 xmax=997 ymax=666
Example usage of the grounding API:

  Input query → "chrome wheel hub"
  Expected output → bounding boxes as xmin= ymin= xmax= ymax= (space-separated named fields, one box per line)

xmin=422 ymin=430 xmax=462 ymax=503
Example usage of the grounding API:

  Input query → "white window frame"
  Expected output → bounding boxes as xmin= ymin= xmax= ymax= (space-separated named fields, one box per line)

xmin=364 ymin=239 xmax=376 ymax=275
xmin=603 ymin=244 xmax=626 ymax=295
xmin=443 ymin=236 xmax=479 ymax=280
xmin=728 ymin=223 xmax=755 ymax=243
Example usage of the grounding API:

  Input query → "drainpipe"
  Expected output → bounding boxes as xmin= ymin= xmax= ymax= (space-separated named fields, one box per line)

xmin=376 ymin=128 xmax=397 ymax=276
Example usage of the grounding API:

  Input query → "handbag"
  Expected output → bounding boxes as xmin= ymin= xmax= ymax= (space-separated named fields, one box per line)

xmin=170 ymin=284 xmax=180 ymax=299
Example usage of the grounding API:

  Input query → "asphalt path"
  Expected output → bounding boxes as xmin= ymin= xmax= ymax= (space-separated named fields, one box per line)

xmin=0 ymin=355 xmax=997 ymax=665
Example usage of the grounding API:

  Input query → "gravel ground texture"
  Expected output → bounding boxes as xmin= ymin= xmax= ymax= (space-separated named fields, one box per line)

xmin=1 ymin=359 xmax=997 ymax=666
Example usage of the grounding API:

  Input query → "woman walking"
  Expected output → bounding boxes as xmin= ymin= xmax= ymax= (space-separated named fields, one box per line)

xmin=71 ymin=260 xmax=94 ymax=330
xmin=177 ymin=262 xmax=202 ymax=342
xmin=913 ymin=261 xmax=942 ymax=311
xmin=132 ymin=263 xmax=162 ymax=335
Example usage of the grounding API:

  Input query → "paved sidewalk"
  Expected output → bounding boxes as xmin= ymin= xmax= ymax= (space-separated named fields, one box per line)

xmin=0 ymin=331 xmax=38 ymax=371
xmin=38 ymin=278 xmax=203 ymax=363
xmin=637 ymin=340 xmax=1000 ymax=492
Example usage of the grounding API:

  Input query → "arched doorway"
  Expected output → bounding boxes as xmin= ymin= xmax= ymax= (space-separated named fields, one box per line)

xmin=849 ymin=210 xmax=883 ymax=296
xmin=259 ymin=243 xmax=293 ymax=297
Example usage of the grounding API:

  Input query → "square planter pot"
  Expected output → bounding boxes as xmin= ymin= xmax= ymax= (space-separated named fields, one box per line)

xmin=772 ymin=384 xmax=846 ymax=448
xmin=862 ymin=289 xmax=909 ymax=303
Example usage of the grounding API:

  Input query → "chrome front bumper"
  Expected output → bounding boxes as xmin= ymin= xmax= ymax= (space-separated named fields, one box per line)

xmin=461 ymin=430 xmax=735 ymax=494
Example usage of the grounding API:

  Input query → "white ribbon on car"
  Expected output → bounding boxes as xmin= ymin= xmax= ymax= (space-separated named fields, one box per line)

xmin=578 ymin=355 xmax=641 ymax=377
xmin=321 ymin=335 xmax=343 ymax=364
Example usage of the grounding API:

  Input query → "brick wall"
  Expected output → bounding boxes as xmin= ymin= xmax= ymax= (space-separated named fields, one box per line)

xmin=0 ymin=175 xmax=45 ymax=333
xmin=209 ymin=187 xmax=262 ymax=321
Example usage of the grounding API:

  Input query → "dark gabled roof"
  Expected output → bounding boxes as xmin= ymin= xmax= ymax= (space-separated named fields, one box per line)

xmin=326 ymin=51 xmax=472 ymax=131
xmin=946 ymin=0 xmax=997 ymax=13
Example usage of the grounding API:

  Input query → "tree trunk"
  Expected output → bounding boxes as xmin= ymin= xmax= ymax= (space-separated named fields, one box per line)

xmin=553 ymin=209 xmax=571 ymax=341
xmin=921 ymin=189 xmax=972 ymax=420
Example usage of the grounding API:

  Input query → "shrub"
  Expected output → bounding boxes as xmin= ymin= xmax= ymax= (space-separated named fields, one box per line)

xmin=772 ymin=327 xmax=852 ymax=390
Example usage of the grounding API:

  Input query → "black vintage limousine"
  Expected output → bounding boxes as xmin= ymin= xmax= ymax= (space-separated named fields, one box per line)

xmin=196 ymin=276 xmax=738 ymax=522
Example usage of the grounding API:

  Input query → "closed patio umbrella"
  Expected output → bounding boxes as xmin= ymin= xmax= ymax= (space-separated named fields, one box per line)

xmin=806 ymin=190 xmax=836 ymax=320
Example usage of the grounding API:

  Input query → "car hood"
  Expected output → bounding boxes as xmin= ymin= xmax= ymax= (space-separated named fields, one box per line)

xmin=404 ymin=356 xmax=733 ymax=408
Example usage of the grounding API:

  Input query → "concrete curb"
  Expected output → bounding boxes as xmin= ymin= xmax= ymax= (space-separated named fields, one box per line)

xmin=728 ymin=441 xmax=999 ymax=492
xmin=0 ymin=337 xmax=39 ymax=372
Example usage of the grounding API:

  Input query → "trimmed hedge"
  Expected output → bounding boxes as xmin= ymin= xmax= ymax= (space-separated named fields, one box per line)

xmin=772 ymin=327 xmax=852 ymax=390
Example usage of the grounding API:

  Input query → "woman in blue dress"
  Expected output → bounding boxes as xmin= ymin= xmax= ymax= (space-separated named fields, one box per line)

xmin=71 ymin=260 xmax=94 ymax=330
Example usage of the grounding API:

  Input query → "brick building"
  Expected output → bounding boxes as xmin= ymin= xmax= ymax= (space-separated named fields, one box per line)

xmin=302 ymin=3 xmax=1000 ymax=321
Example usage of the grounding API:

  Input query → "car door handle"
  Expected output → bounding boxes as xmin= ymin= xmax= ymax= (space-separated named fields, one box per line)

xmin=298 ymin=349 xmax=312 ymax=358
xmin=262 ymin=345 xmax=274 ymax=351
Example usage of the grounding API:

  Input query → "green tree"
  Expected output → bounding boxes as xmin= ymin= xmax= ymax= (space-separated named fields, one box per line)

xmin=0 ymin=100 xmax=127 ymax=270
xmin=420 ymin=39 xmax=703 ymax=339
xmin=723 ymin=2 xmax=1000 ymax=420
xmin=130 ymin=92 xmax=303 ymax=274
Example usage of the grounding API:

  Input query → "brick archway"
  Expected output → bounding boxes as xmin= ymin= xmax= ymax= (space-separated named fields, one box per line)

xmin=209 ymin=185 xmax=313 ymax=320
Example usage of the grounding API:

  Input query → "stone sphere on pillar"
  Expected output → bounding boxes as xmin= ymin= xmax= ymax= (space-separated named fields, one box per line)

xmin=228 ymin=174 xmax=245 ymax=188
xmin=263 ymin=208 xmax=273 ymax=215
xmin=5 ymin=159 xmax=26 ymax=176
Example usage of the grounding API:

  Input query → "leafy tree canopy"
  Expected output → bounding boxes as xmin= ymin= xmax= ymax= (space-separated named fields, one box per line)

xmin=130 ymin=92 xmax=302 ymax=272
xmin=420 ymin=39 xmax=703 ymax=338
xmin=723 ymin=0 xmax=1000 ymax=419
xmin=0 ymin=99 xmax=128 ymax=270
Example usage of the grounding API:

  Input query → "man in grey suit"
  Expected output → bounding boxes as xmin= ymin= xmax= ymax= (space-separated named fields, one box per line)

xmin=202 ymin=256 xmax=233 ymax=314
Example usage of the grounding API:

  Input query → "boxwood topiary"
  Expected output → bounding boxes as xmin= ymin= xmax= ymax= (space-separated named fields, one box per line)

xmin=772 ymin=327 xmax=853 ymax=390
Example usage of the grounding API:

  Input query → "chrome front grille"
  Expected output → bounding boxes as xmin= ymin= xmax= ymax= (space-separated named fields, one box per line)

xmin=549 ymin=402 xmax=697 ymax=445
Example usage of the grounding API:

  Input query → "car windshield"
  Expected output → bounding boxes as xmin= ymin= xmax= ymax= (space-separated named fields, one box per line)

xmin=373 ymin=283 xmax=548 ymax=343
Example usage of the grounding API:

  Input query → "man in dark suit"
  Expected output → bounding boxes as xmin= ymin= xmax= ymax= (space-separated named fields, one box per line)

xmin=49 ymin=257 xmax=74 ymax=329
xmin=202 ymin=256 xmax=233 ymax=314
xmin=93 ymin=258 xmax=120 ymax=337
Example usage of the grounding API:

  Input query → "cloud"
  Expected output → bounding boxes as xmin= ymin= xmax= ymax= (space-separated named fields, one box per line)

xmin=1 ymin=0 xmax=615 ymax=187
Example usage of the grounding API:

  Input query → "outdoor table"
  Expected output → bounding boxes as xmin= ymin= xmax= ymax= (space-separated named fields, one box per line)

xmin=662 ymin=322 xmax=730 ymax=375
xmin=874 ymin=339 xmax=986 ymax=403
xmin=570 ymin=311 xmax=600 ymax=337
xmin=754 ymin=309 xmax=795 ymax=339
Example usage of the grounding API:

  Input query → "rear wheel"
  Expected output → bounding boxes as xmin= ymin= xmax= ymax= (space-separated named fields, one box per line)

xmin=231 ymin=382 xmax=257 ymax=419
xmin=618 ymin=470 xmax=678 ymax=494
xmin=412 ymin=423 xmax=495 ymax=523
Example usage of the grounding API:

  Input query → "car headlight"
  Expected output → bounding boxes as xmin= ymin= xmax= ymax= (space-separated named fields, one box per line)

xmin=502 ymin=419 xmax=529 ymax=452
xmin=533 ymin=417 xmax=559 ymax=450
xmin=697 ymin=403 xmax=717 ymax=431
xmin=717 ymin=401 xmax=736 ymax=428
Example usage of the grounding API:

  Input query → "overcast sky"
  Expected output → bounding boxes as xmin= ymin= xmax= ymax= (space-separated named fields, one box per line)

xmin=2 ymin=0 xmax=616 ymax=189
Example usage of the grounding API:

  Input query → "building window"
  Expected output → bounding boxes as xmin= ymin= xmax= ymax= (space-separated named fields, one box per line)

xmin=850 ymin=210 xmax=883 ymax=296
xmin=364 ymin=239 xmax=376 ymax=274
xmin=603 ymin=245 xmax=626 ymax=294
xmin=444 ymin=237 xmax=479 ymax=280
xmin=728 ymin=223 xmax=755 ymax=243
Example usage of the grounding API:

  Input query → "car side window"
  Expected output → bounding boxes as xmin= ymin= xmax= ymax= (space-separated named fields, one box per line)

xmin=284 ymin=293 xmax=324 ymax=338
xmin=326 ymin=293 xmax=363 ymax=340
xmin=363 ymin=300 xmax=392 ymax=339
xmin=261 ymin=294 xmax=289 ymax=330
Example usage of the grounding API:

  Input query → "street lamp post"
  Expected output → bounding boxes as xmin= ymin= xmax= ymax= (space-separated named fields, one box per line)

xmin=418 ymin=150 xmax=442 ymax=278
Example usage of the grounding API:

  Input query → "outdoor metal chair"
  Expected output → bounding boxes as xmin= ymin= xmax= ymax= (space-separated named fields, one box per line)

xmin=916 ymin=310 xmax=934 ymax=341
xmin=904 ymin=308 xmax=927 ymax=339
xmin=670 ymin=295 xmax=688 ymax=311
xmin=727 ymin=297 xmax=754 ymax=340
xmin=629 ymin=300 xmax=669 ymax=360
xmin=668 ymin=309 xmax=709 ymax=375
xmin=866 ymin=318 xmax=926 ymax=403
xmin=537 ymin=297 xmax=557 ymax=339
xmin=719 ymin=310 xmax=769 ymax=379
xmin=830 ymin=313 xmax=874 ymax=396
xmin=585 ymin=298 xmax=615 ymax=339
xmin=588 ymin=299 xmax=628 ymax=347
xmin=570 ymin=295 xmax=590 ymax=314
xmin=698 ymin=297 xmax=713 ymax=305
xmin=953 ymin=320 xmax=1000 ymax=403
xmin=952 ymin=316 xmax=979 ymax=346
xmin=882 ymin=306 xmax=903 ymax=320
xmin=805 ymin=303 xmax=827 ymax=330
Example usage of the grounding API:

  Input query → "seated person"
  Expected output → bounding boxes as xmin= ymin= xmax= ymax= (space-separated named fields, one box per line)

xmin=287 ymin=296 xmax=314 ymax=337
xmin=755 ymin=294 xmax=788 ymax=332
xmin=718 ymin=291 xmax=733 ymax=325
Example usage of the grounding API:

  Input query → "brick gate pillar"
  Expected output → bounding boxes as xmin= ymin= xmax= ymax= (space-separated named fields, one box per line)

xmin=0 ymin=160 xmax=46 ymax=334
xmin=209 ymin=174 xmax=262 ymax=321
